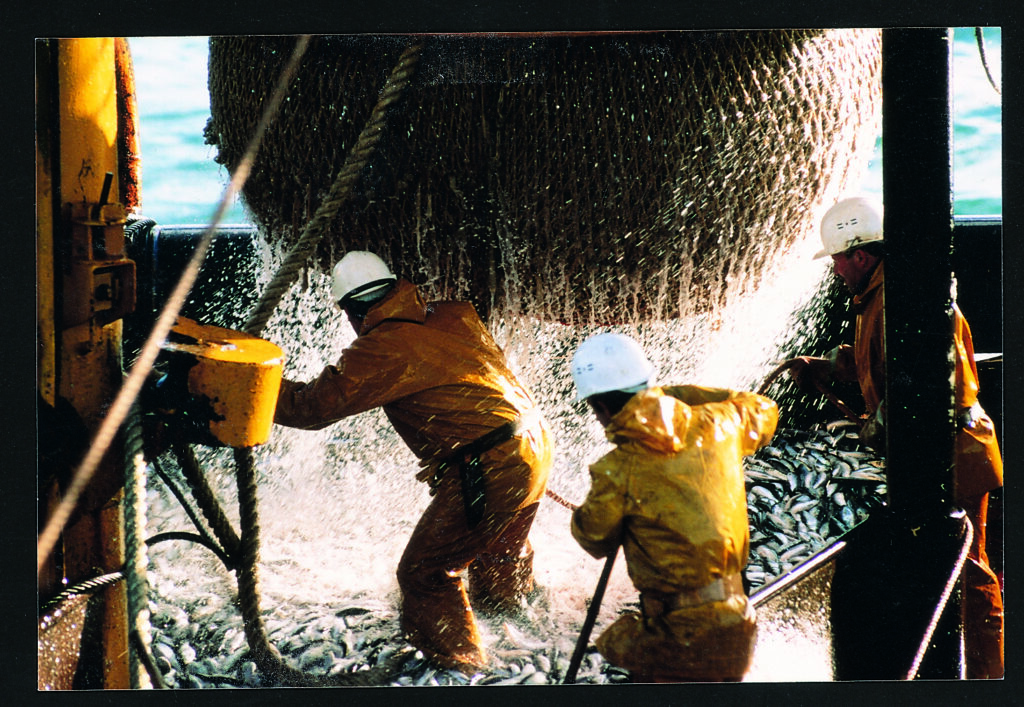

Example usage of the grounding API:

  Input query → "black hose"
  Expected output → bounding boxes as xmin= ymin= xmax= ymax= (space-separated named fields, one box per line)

xmin=145 ymin=531 xmax=236 ymax=570
xmin=150 ymin=455 xmax=235 ymax=568
xmin=975 ymin=27 xmax=1001 ymax=96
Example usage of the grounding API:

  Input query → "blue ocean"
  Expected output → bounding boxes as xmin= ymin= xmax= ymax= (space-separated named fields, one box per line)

xmin=128 ymin=29 xmax=1002 ymax=227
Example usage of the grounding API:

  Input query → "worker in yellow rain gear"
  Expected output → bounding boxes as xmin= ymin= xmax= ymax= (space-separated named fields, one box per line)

xmin=274 ymin=251 xmax=552 ymax=674
xmin=788 ymin=197 xmax=1004 ymax=679
xmin=568 ymin=332 xmax=778 ymax=682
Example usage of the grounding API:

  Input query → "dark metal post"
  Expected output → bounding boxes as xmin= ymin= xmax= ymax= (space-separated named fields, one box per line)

xmin=880 ymin=27 xmax=964 ymax=679
xmin=881 ymin=27 xmax=956 ymax=520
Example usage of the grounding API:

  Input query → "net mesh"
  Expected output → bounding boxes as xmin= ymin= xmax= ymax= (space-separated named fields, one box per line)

xmin=206 ymin=30 xmax=881 ymax=325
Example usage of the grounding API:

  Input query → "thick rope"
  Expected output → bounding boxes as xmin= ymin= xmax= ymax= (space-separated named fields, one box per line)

xmin=170 ymin=442 xmax=241 ymax=562
xmin=234 ymin=448 xmax=410 ymax=686
xmin=228 ymin=42 xmax=424 ymax=686
xmin=121 ymin=401 xmax=154 ymax=689
xmin=36 ymin=35 xmax=312 ymax=576
xmin=150 ymin=453 xmax=236 ymax=568
xmin=243 ymin=41 xmax=424 ymax=337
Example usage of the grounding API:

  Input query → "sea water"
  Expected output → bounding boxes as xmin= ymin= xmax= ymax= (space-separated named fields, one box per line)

xmin=129 ymin=29 xmax=1001 ymax=227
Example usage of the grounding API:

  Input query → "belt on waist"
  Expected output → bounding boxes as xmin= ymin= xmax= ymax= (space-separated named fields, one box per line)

xmin=434 ymin=410 xmax=539 ymax=529
xmin=640 ymin=574 xmax=745 ymax=617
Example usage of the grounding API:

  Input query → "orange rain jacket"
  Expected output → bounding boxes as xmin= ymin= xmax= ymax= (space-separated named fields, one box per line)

xmin=830 ymin=260 xmax=1003 ymax=678
xmin=571 ymin=385 xmax=778 ymax=681
xmin=274 ymin=279 xmax=552 ymax=670
xmin=275 ymin=279 xmax=550 ymax=513
xmin=830 ymin=262 xmax=1003 ymax=502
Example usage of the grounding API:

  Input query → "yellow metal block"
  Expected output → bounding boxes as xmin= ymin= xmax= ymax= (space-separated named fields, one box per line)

xmin=165 ymin=317 xmax=284 ymax=447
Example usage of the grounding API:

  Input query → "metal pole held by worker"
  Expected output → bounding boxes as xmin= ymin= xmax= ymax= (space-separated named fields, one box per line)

xmin=563 ymin=548 xmax=618 ymax=684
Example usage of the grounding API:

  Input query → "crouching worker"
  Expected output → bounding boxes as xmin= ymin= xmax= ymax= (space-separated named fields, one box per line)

xmin=274 ymin=251 xmax=553 ymax=674
xmin=568 ymin=332 xmax=778 ymax=682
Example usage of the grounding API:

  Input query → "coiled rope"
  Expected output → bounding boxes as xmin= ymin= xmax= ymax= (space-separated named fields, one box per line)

xmin=224 ymin=41 xmax=423 ymax=687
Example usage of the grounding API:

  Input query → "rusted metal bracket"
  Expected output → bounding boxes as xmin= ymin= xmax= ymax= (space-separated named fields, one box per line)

xmin=62 ymin=174 xmax=136 ymax=329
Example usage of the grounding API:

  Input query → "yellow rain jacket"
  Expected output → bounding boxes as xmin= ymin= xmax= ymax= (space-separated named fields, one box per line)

xmin=275 ymin=278 xmax=552 ymax=671
xmin=571 ymin=385 xmax=778 ymax=681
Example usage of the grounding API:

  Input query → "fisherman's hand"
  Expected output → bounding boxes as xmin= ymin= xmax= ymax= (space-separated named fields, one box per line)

xmin=786 ymin=356 xmax=833 ymax=395
xmin=858 ymin=406 xmax=885 ymax=451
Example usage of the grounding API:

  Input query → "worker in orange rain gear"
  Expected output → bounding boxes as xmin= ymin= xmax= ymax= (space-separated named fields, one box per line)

xmin=273 ymin=251 xmax=552 ymax=674
xmin=788 ymin=197 xmax=1004 ymax=679
xmin=568 ymin=332 xmax=778 ymax=682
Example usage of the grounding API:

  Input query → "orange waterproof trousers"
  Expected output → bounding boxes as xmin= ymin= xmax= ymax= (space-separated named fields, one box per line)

xmin=397 ymin=486 xmax=539 ymax=672
xmin=962 ymin=492 xmax=1004 ymax=679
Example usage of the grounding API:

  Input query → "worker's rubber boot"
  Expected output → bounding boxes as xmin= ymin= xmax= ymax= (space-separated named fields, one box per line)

xmin=963 ymin=557 xmax=1004 ymax=679
xmin=400 ymin=590 xmax=488 ymax=675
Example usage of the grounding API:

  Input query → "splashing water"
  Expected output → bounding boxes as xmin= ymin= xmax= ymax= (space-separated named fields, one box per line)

xmin=144 ymin=214 xmax=836 ymax=674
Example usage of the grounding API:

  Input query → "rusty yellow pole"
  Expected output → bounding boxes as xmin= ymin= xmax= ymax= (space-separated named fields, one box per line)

xmin=38 ymin=37 xmax=131 ymax=689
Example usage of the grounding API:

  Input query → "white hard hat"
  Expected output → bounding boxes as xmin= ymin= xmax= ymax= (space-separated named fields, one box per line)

xmin=331 ymin=251 xmax=397 ymax=305
xmin=814 ymin=197 xmax=884 ymax=259
xmin=571 ymin=332 xmax=655 ymax=403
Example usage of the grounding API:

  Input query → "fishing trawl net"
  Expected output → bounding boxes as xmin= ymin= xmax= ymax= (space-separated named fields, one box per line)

xmin=206 ymin=30 xmax=881 ymax=325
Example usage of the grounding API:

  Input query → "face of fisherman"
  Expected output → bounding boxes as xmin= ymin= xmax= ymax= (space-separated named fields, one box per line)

xmin=338 ymin=302 xmax=364 ymax=335
xmin=587 ymin=398 xmax=614 ymax=427
xmin=345 ymin=309 xmax=364 ymax=335
xmin=830 ymin=249 xmax=875 ymax=294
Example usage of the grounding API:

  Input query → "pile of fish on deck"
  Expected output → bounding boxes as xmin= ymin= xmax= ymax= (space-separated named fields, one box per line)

xmin=743 ymin=423 xmax=887 ymax=590
xmin=145 ymin=423 xmax=886 ymax=688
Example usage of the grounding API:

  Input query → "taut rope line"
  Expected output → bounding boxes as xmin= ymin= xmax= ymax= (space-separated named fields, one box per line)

xmin=227 ymin=40 xmax=424 ymax=686
xmin=37 ymin=35 xmax=313 ymax=576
